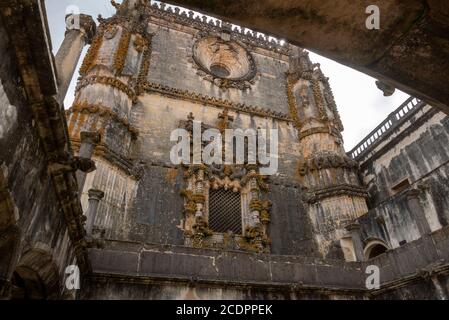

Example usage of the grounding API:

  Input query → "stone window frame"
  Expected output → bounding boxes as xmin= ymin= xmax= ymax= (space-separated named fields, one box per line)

xmin=181 ymin=163 xmax=271 ymax=253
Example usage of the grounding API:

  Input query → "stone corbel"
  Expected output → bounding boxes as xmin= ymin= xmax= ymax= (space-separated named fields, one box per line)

xmin=47 ymin=155 xmax=96 ymax=175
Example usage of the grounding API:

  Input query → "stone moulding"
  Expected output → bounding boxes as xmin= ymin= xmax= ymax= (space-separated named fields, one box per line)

xmin=298 ymin=127 xmax=342 ymax=141
xmin=297 ymin=153 xmax=359 ymax=176
xmin=66 ymin=102 xmax=139 ymax=139
xmin=304 ymin=184 xmax=369 ymax=204
xmin=30 ymin=97 xmax=91 ymax=272
xmin=141 ymin=81 xmax=291 ymax=121
xmin=76 ymin=75 xmax=137 ymax=102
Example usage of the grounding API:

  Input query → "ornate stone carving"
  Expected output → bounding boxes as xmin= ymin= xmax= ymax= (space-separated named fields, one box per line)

xmin=287 ymin=49 xmax=344 ymax=132
xmin=178 ymin=116 xmax=271 ymax=253
xmin=79 ymin=31 xmax=103 ymax=75
xmin=135 ymin=34 xmax=153 ymax=95
xmin=297 ymin=152 xmax=359 ymax=176
xmin=113 ymin=29 xmax=131 ymax=75
xmin=104 ymin=24 xmax=119 ymax=40
xmin=142 ymin=1 xmax=289 ymax=55
xmin=303 ymin=184 xmax=369 ymax=204
xmin=190 ymin=36 xmax=257 ymax=90
xmin=76 ymin=75 xmax=137 ymax=102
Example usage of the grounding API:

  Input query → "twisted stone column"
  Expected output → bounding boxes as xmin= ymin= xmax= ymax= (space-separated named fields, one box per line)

xmin=55 ymin=14 xmax=96 ymax=106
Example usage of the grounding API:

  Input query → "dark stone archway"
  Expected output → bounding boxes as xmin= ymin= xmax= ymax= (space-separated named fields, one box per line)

xmin=10 ymin=250 xmax=61 ymax=300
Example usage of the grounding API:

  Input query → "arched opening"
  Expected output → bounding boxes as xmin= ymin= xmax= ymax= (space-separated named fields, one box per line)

xmin=11 ymin=267 xmax=47 ymax=299
xmin=364 ymin=239 xmax=390 ymax=260
xmin=9 ymin=249 xmax=61 ymax=300
xmin=210 ymin=63 xmax=231 ymax=78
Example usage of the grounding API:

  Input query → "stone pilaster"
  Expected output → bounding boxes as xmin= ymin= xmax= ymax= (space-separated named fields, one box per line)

xmin=345 ymin=223 xmax=365 ymax=261
xmin=85 ymin=189 xmax=105 ymax=235
xmin=406 ymin=189 xmax=431 ymax=236
xmin=55 ymin=14 xmax=96 ymax=106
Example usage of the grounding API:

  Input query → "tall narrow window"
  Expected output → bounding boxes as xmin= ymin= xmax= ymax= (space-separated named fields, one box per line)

xmin=208 ymin=188 xmax=242 ymax=234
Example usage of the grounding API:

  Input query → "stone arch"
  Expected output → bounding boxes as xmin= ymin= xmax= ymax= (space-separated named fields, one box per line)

xmin=10 ymin=249 xmax=61 ymax=299
xmin=364 ymin=238 xmax=390 ymax=260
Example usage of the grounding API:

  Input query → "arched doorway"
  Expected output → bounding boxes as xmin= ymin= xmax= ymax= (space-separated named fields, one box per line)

xmin=364 ymin=239 xmax=390 ymax=260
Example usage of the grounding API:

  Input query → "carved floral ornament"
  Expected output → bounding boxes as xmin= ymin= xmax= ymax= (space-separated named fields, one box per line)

xmin=188 ymin=35 xmax=258 ymax=90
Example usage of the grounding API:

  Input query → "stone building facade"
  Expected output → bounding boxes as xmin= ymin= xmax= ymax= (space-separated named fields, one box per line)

xmin=1 ymin=0 xmax=449 ymax=300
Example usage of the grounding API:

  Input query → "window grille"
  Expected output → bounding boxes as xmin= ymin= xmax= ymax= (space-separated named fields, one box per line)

xmin=208 ymin=188 xmax=242 ymax=234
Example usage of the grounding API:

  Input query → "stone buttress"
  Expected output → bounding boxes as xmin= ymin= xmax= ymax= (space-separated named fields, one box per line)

xmin=287 ymin=48 xmax=369 ymax=258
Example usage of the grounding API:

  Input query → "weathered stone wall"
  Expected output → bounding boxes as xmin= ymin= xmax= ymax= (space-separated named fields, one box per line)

xmin=358 ymin=106 xmax=449 ymax=251
xmin=73 ymin=9 xmax=316 ymax=257
xmin=80 ymin=239 xmax=365 ymax=300
xmin=147 ymin=21 xmax=290 ymax=115
xmin=0 ymin=18 xmax=76 ymax=298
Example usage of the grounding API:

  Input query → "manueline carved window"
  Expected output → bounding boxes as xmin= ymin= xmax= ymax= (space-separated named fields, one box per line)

xmin=178 ymin=114 xmax=271 ymax=253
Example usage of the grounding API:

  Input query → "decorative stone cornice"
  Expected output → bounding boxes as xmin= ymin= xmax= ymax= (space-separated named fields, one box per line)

xmin=298 ymin=127 xmax=342 ymax=141
xmin=304 ymin=184 xmax=369 ymax=204
xmin=76 ymin=76 xmax=137 ymax=102
xmin=297 ymin=152 xmax=359 ymax=176
xmin=141 ymin=81 xmax=291 ymax=121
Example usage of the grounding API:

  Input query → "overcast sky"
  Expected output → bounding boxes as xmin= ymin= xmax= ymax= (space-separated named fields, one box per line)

xmin=45 ymin=0 xmax=410 ymax=151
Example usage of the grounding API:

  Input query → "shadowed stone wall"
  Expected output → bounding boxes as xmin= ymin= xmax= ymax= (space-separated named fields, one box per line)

xmin=0 ymin=9 xmax=77 ymax=299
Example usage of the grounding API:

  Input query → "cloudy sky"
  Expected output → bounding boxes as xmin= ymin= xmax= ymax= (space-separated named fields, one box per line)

xmin=45 ymin=0 xmax=410 ymax=151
